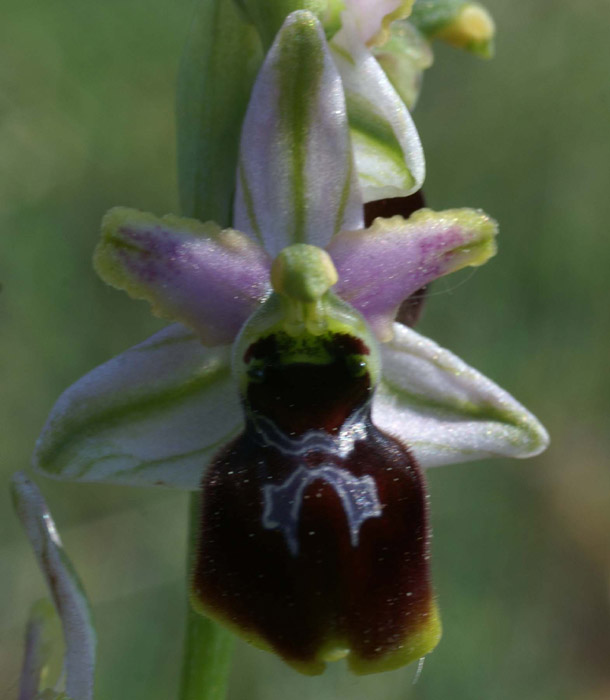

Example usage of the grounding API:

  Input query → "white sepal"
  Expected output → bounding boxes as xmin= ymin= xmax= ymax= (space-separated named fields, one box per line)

xmin=33 ymin=324 xmax=242 ymax=489
xmin=373 ymin=323 xmax=549 ymax=466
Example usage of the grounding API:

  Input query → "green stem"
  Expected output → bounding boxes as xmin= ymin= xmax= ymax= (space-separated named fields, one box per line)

xmin=179 ymin=492 xmax=234 ymax=700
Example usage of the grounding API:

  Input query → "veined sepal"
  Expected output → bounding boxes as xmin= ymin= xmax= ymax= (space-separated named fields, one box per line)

xmin=32 ymin=324 xmax=242 ymax=490
xmin=234 ymin=10 xmax=364 ymax=256
xmin=374 ymin=323 xmax=550 ymax=465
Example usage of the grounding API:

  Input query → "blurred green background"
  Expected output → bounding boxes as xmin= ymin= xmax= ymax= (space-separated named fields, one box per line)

xmin=2 ymin=0 xmax=609 ymax=698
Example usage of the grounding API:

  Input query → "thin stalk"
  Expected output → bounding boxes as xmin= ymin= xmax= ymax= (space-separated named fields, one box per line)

xmin=178 ymin=492 xmax=234 ymax=700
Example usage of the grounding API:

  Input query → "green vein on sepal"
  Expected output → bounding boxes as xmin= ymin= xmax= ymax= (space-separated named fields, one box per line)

xmin=277 ymin=14 xmax=324 ymax=244
xmin=347 ymin=93 xmax=414 ymax=191
xmin=36 ymin=356 xmax=231 ymax=478
xmin=380 ymin=377 xmax=544 ymax=453
xmin=69 ymin=427 xmax=241 ymax=485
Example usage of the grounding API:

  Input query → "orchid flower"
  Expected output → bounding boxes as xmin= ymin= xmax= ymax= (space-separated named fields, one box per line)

xmin=11 ymin=472 xmax=96 ymax=700
xmin=33 ymin=10 xmax=548 ymax=676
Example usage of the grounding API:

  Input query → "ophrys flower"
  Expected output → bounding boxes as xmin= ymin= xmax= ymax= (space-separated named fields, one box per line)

xmin=33 ymin=10 xmax=548 ymax=676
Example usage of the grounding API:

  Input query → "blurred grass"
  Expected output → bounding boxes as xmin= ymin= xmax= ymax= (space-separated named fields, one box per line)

xmin=1 ymin=0 xmax=609 ymax=698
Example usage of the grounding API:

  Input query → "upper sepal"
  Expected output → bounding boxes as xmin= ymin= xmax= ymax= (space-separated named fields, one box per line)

xmin=234 ymin=11 xmax=363 ymax=256
xmin=33 ymin=325 xmax=243 ymax=489
xmin=95 ymin=207 xmax=271 ymax=345
xmin=373 ymin=323 xmax=550 ymax=466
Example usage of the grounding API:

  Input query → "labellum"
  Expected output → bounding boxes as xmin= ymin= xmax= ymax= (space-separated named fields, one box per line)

xmin=191 ymin=245 xmax=441 ymax=675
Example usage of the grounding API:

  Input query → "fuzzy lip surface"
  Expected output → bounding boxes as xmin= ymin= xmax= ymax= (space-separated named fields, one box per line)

xmin=192 ymin=357 xmax=440 ymax=675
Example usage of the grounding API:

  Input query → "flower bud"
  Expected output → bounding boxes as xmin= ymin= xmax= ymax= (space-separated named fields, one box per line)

xmin=410 ymin=0 xmax=495 ymax=58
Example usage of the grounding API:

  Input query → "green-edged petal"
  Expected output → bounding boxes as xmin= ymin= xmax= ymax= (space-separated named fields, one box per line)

xmin=95 ymin=207 xmax=271 ymax=345
xmin=329 ymin=208 xmax=497 ymax=341
xmin=11 ymin=473 xmax=95 ymax=700
xmin=234 ymin=10 xmax=363 ymax=257
xmin=331 ymin=21 xmax=425 ymax=201
xmin=373 ymin=323 xmax=549 ymax=466
xmin=33 ymin=325 xmax=243 ymax=489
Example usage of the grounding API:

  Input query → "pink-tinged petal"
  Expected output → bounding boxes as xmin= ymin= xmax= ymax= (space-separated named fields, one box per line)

xmin=11 ymin=473 xmax=96 ymax=700
xmin=373 ymin=323 xmax=550 ymax=467
xmin=95 ymin=207 xmax=271 ymax=345
xmin=329 ymin=208 xmax=498 ymax=341
xmin=33 ymin=325 xmax=243 ymax=489
xmin=234 ymin=11 xmax=363 ymax=257
xmin=331 ymin=24 xmax=425 ymax=201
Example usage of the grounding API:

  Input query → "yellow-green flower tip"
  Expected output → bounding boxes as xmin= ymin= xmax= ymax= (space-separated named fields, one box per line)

xmin=349 ymin=599 xmax=442 ymax=674
xmin=271 ymin=244 xmax=338 ymax=303
xmin=436 ymin=3 xmax=495 ymax=58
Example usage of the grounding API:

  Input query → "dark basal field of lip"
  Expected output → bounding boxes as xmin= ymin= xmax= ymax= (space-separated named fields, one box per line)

xmin=244 ymin=332 xmax=372 ymax=435
xmin=193 ymin=329 xmax=435 ymax=669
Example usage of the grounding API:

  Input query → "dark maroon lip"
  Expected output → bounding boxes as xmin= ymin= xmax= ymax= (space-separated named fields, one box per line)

xmin=193 ymin=412 xmax=435 ymax=674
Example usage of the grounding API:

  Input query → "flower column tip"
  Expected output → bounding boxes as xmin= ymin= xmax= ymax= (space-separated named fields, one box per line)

xmin=270 ymin=244 xmax=339 ymax=335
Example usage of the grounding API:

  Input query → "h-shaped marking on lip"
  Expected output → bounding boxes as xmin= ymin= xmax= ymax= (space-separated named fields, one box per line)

xmin=262 ymin=465 xmax=383 ymax=556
